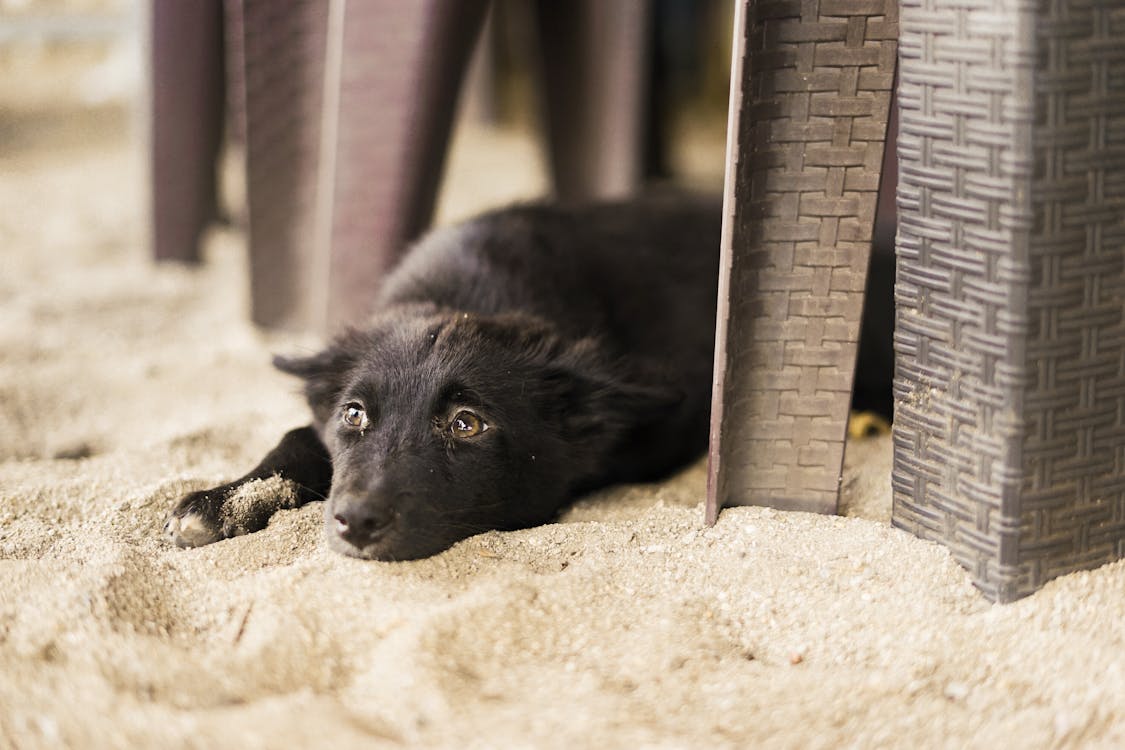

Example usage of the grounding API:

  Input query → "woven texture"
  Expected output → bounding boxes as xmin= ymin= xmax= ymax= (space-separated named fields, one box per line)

xmin=229 ymin=0 xmax=484 ymax=331
xmin=534 ymin=0 xmax=649 ymax=200
xmin=893 ymin=0 xmax=1125 ymax=601
xmin=709 ymin=0 xmax=898 ymax=517
xmin=324 ymin=0 xmax=485 ymax=329
xmin=150 ymin=0 xmax=224 ymax=263
xmin=228 ymin=0 xmax=328 ymax=329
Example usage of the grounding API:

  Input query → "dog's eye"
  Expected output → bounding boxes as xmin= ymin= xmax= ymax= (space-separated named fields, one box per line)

xmin=449 ymin=410 xmax=486 ymax=439
xmin=341 ymin=402 xmax=369 ymax=430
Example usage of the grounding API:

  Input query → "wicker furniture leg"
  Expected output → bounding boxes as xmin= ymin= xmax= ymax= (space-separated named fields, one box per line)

xmin=893 ymin=0 xmax=1125 ymax=602
xmin=227 ymin=0 xmax=330 ymax=329
xmin=319 ymin=0 xmax=487 ymax=329
xmin=707 ymin=0 xmax=899 ymax=521
xmin=229 ymin=0 xmax=487 ymax=331
xmin=533 ymin=0 xmax=651 ymax=200
xmin=150 ymin=0 xmax=225 ymax=263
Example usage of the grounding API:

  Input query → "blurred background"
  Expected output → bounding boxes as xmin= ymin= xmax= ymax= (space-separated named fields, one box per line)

xmin=0 ymin=0 xmax=732 ymax=283
xmin=0 ymin=0 xmax=138 ymax=155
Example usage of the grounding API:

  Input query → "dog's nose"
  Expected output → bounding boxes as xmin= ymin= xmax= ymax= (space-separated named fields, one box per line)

xmin=334 ymin=503 xmax=396 ymax=548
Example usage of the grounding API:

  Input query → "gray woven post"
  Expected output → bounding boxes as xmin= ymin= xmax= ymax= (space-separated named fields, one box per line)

xmin=893 ymin=0 xmax=1125 ymax=602
xmin=707 ymin=0 xmax=899 ymax=521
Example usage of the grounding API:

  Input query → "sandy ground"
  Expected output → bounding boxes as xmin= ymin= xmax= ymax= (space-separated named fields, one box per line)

xmin=5 ymin=90 xmax=1125 ymax=750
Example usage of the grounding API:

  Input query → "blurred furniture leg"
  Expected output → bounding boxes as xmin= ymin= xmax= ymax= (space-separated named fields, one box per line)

xmin=225 ymin=0 xmax=328 ymax=329
xmin=892 ymin=0 xmax=1125 ymax=602
xmin=320 ymin=0 xmax=488 ymax=329
xmin=706 ymin=0 xmax=899 ymax=521
xmin=229 ymin=0 xmax=486 ymax=330
xmin=534 ymin=0 xmax=651 ymax=200
xmin=150 ymin=0 xmax=224 ymax=262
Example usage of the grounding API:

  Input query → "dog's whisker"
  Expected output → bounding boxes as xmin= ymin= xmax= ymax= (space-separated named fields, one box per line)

xmin=290 ymin=482 xmax=329 ymax=502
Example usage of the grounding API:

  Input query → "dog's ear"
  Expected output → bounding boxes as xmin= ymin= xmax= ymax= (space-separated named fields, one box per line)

xmin=273 ymin=330 xmax=368 ymax=422
xmin=273 ymin=350 xmax=339 ymax=380
xmin=467 ymin=313 xmax=682 ymax=440
xmin=540 ymin=339 xmax=684 ymax=442
xmin=273 ymin=340 xmax=358 ymax=381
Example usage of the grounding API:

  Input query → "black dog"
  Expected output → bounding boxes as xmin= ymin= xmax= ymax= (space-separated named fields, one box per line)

xmin=165 ymin=193 xmax=723 ymax=560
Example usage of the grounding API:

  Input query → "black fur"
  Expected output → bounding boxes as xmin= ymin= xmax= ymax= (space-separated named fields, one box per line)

xmin=166 ymin=193 xmax=722 ymax=560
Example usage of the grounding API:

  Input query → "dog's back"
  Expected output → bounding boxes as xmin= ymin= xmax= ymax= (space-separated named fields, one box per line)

xmin=379 ymin=194 xmax=721 ymax=351
xmin=377 ymin=193 xmax=723 ymax=483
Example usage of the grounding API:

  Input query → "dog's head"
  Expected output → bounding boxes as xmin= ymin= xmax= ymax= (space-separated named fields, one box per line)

xmin=275 ymin=309 xmax=677 ymax=560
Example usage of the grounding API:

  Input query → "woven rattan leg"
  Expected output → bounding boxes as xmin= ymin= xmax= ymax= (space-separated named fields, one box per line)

xmin=150 ymin=0 xmax=224 ymax=263
xmin=228 ymin=0 xmax=329 ymax=329
xmin=706 ymin=0 xmax=899 ymax=521
xmin=230 ymin=0 xmax=485 ymax=331
xmin=893 ymin=0 xmax=1125 ymax=602
xmin=533 ymin=0 xmax=650 ymax=200
xmin=319 ymin=0 xmax=487 ymax=329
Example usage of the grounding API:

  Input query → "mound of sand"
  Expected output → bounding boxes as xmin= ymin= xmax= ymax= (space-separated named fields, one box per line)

xmin=4 ymin=129 xmax=1125 ymax=749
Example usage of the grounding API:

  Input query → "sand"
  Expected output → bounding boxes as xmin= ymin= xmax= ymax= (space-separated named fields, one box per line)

xmin=4 ymin=105 xmax=1125 ymax=750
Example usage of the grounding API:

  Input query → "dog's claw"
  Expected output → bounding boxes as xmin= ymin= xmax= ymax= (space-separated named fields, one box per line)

xmin=165 ymin=511 xmax=223 ymax=548
xmin=164 ymin=486 xmax=227 ymax=549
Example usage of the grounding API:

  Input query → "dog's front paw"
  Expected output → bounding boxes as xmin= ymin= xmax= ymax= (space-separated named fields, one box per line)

xmin=164 ymin=487 xmax=229 ymax=548
xmin=164 ymin=476 xmax=302 ymax=548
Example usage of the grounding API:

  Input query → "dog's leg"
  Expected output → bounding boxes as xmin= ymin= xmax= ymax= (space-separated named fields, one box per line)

xmin=164 ymin=425 xmax=331 ymax=548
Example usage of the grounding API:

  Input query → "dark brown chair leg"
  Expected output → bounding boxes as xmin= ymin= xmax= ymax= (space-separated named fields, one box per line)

xmin=150 ymin=0 xmax=225 ymax=263
xmin=230 ymin=0 xmax=487 ymax=331
xmin=533 ymin=0 xmax=651 ymax=200
xmin=227 ymin=0 xmax=331 ymax=330
xmin=319 ymin=0 xmax=488 ymax=329
xmin=706 ymin=0 xmax=899 ymax=522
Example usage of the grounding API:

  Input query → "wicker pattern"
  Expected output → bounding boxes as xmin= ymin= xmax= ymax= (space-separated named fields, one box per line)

xmin=893 ymin=0 xmax=1125 ymax=601
xmin=323 ymin=0 xmax=485 ymax=329
xmin=228 ymin=0 xmax=328 ymax=329
xmin=150 ymin=0 xmax=224 ymax=263
xmin=534 ymin=0 xmax=650 ymax=200
xmin=708 ymin=0 xmax=898 ymax=519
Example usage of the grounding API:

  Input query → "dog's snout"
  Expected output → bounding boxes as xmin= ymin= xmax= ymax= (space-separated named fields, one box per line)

xmin=333 ymin=501 xmax=396 ymax=548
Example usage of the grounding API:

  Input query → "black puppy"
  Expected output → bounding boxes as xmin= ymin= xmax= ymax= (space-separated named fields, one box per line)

xmin=165 ymin=194 xmax=722 ymax=560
